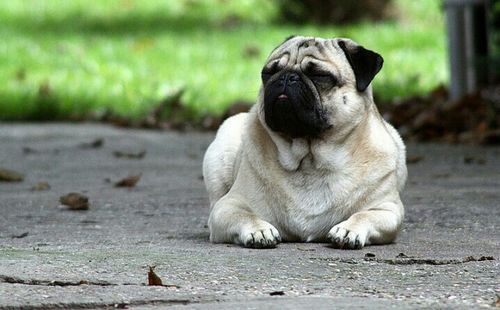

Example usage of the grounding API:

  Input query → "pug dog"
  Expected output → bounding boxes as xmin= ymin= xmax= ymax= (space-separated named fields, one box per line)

xmin=203 ymin=36 xmax=407 ymax=249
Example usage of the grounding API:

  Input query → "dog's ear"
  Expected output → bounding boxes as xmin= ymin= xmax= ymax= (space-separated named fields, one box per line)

xmin=338 ymin=40 xmax=383 ymax=92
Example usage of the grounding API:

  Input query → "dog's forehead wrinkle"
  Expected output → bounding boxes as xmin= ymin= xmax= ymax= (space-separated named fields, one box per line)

xmin=269 ymin=36 xmax=314 ymax=63
xmin=300 ymin=58 xmax=329 ymax=70
xmin=319 ymin=39 xmax=341 ymax=56
xmin=266 ymin=53 xmax=290 ymax=68
xmin=298 ymin=38 xmax=316 ymax=49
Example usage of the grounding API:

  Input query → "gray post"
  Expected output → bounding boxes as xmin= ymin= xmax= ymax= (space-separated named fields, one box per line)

xmin=444 ymin=0 xmax=490 ymax=100
xmin=446 ymin=3 xmax=467 ymax=100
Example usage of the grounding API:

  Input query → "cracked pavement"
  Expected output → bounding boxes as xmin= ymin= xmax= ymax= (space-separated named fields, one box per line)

xmin=0 ymin=123 xmax=499 ymax=309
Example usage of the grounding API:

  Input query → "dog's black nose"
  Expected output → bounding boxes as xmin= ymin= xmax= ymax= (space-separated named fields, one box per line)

xmin=278 ymin=72 xmax=300 ymax=90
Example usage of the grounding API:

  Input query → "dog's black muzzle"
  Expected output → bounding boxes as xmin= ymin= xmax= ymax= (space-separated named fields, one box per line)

xmin=263 ymin=70 xmax=330 ymax=139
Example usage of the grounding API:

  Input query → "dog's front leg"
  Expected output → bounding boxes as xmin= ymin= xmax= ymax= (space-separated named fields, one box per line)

xmin=208 ymin=194 xmax=281 ymax=248
xmin=327 ymin=200 xmax=404 ymax=249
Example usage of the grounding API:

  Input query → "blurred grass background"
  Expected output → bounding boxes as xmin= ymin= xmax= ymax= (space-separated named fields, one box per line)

xmin=0 ymin=0 xmax=446 ymax=121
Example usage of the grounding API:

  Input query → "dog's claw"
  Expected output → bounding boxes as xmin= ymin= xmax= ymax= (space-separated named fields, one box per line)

xmin=242 ymin=226 xmax=281 ymax=249
xmin=328 ymin=225 xmax=365 ymax=250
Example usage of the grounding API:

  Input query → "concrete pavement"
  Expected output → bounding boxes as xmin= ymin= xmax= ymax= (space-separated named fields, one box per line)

xmin=0 ymin=123 xmax=498 ymax=309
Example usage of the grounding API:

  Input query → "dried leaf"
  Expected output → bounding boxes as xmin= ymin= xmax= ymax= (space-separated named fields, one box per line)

xmin=114 ymin=174 xmax=141 ymax=187
xmin=60 ymin=193 xmax=90 ymax=210
xmin=464 ymin=156 xmax=474 ymax=164
xmin=223 ymin=101 xmax=251 ymax=119
xmin=380 ymin=84 xmax=500 ymax=145
xmin=464 ymin=156 xmax=487 ymax=165
xmin=140 ymin=90 xmax=185 ymax=129
xmin=494 ymin=295 xmax=500 ymax=307
xmin=296 ymin=247 xmax=315 ymax=252
xmin=22 ymin=147 xmax=39 ymax=154
xmin=0 ymin=168 xmax=24 ymax=182
xmin=396 ymin=253 xmax=410 ymax=258
xmin=10 ymin=232 xmax=29 ymax=239
xmin=22 ymin=147 xmax=60 ymax=155
xmin=32 ymin=182 xmax=50 ymax=191
xmin=113 ymin=150 xmax=146 ymax=159
xmin=79 ymin=138 xmax=104 ymax=149
xmin=147 ymin=266 xmax=163 ymax=286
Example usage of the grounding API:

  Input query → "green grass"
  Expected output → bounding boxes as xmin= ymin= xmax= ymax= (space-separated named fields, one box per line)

xmin=0 ymin=0 xmax=447 ymax=121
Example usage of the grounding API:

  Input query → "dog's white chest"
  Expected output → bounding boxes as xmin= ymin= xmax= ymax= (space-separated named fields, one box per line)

xmin=270 ymin=171 xmax=355 ymax=242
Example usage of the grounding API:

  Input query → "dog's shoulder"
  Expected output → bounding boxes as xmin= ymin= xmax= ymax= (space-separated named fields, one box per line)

xmin=355 ymin=113 xmax=407 ymax=189
xmin=337 ymin=113 xmax=402 ymax=176
xmin=202 ymin=112 xmax=248 ymax=205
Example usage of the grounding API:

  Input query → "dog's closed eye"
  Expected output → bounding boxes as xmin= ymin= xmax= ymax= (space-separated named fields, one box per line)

xmin=310 ymin=73 xmax=337 ymax=86
xmin=304 ymin=62 xmax=338 ymax=86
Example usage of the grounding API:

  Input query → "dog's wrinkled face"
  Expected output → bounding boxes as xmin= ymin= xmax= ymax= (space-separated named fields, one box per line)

xmin=260 ymin=36 xmax=383 ymax=139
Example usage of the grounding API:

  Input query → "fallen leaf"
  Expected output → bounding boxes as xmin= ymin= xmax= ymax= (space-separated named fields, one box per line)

xmin=32 ymin=182 xmax=50 ymax=191
xmin=0 ymin=168 xmax=24 ymax=182
xmin=114 ymin=174 xmax=141 ymax=187
xmin=22 ymin=147 xmax=39 ymax=154
xmin=200 ymin=115 xmax=223 ymax=131
xmin=113 ymin=150 xmax=146 ymax=159
xmin=60 ymin=193 xmax=90 ymax=210
xmin=269 ymin=291 xmax=285 ymax=296
xmin=380 ymin=83 xmax=500 ymax=145
xmin=396 ymin=253 xmax=410 ymax=258
xmin=463 ymin=156 xmax=487 ymax=165
xmin=10 ymin=232 xmax=29 ymax=239
xmin=464 ymin=156 xmax=474 ymax=164
xmin=364 ymin=253 xmax=376 ymax=258
xmin=406 ymin=155 xmax=424 ymax=164
xmin=494 ymin=295 xmax=500 ymax=307
xmin=79 ymin=138 xmax=104 ymax=149
xmin=140 ymin=90 xmax=185 ymax=129
xmin=22 ymin=147 xmax=60 ymax=155
xmin=223 ymin=101 xmax=251 ymax=119
xmin=296 ymin=247 xmax=315 ymax=251
xmin=148 ymin=266 xmax=163 ymax=286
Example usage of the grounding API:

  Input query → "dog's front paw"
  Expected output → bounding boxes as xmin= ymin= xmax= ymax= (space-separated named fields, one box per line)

xmin=327 ymin=224 xmax=366 ymax=250
xmin=241 ymin=221 xmax=281 ymax=249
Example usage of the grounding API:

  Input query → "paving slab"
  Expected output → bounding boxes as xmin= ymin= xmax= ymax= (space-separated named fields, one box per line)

xmin=0 ymin=123 xmax=498 ymax=309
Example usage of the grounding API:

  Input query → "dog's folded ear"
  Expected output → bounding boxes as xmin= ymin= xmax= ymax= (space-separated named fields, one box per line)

xmin=338 ymin=40 xmax=384 ymax=92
